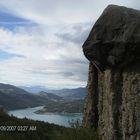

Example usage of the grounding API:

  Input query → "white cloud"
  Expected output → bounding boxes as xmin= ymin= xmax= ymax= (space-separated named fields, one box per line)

xmin=0 ymin=24 xmax=89 ymax=88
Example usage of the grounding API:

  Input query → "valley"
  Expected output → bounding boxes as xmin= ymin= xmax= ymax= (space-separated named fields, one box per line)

xmin=0 ymin=83 xmax=85 ymax=114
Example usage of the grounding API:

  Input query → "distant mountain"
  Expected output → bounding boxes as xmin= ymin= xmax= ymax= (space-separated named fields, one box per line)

xmin=19 ymin=86 xmax=48 ymax=93
xmin=37 ymin=91 xmax=64 ymax=102
xmin=0 ymin=83 xmax=62 ymax=110
xmin=21 ymin=86 xmax=86 ymax=100
xmin=0 ymin=83 xmax=30 ymax=94
xmin=45 ymin=87 xmax=86 ymax=100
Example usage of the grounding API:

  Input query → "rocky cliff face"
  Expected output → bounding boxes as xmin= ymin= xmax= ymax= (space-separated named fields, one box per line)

xmin=83 ymin=5 xmax=140 ymax=140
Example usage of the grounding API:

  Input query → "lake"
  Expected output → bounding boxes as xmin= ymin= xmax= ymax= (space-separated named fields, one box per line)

xmin=8 ymin=106 xmax=83 ymax=127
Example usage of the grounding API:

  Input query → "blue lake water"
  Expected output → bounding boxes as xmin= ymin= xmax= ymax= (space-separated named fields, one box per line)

xmin=8 ymin=106 xmax=83 ymax=127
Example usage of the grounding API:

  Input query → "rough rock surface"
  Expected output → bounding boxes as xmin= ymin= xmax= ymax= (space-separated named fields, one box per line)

xmin=83 ymin=5 xmax=140 ymax=140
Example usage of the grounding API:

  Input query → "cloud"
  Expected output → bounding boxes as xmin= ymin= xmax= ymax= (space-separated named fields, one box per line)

xmin=0 ymin=0 xmax=139 ymax=25
xmin=55 ymin=23 xmax=91 ymax=45
xmin=0 ymin=0 xmax=139 ymax=88
xmin=0 ymin=50 xmax=25 ymax=60
xmin=0 ymin=24 xmax=88 ymax=88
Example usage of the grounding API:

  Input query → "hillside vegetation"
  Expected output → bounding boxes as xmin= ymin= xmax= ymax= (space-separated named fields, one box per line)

xmin=0 ymin=109 xmax=98 ymax=140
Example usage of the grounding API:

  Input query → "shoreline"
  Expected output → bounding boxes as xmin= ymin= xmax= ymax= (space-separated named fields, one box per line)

xmin=35 ymin=110 xmax=83 ymax=116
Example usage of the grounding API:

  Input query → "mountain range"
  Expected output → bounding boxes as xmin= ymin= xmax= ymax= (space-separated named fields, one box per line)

xmin=21 ymin=86 xmax=86 ymax=99
xmin=0 ymin=83 xmax=63 ymax=110
xmin=0 ymin=83 xmax=86 ymax=111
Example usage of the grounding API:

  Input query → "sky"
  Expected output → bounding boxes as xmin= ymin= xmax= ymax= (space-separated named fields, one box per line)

xmin=0 ymin=0 xmax=139 ymax=89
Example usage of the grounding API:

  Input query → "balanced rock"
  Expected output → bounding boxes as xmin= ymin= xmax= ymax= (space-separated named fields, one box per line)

xmin=83 ymin=5 xmax=140 ymax=70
